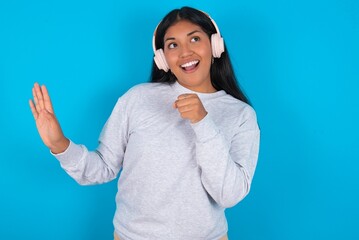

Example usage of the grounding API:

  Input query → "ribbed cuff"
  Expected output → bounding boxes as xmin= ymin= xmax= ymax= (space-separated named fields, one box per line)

xmin=190 ymin=114 xmax=219 ymax=143
xmin=51 ymin=140 xmax=84 ymax=167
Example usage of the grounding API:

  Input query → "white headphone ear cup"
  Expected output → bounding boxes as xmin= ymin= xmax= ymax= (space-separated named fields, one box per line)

xmin=211 ymin=33 xmax=224 ymax=58
xmin=154 ymin=49 xmax=169 ymax=72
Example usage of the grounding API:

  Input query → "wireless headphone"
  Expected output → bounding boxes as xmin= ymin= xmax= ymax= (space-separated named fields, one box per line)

xmin=152 ymin=11 xmax=225 ymax=72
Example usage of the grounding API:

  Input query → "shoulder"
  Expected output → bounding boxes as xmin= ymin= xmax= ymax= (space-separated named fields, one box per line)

xmin=217 ymin=93 xmax=256 ymax=117
xmin=113 ymin=82 xmax=171 ymax=109
xmin=121 ymin=82 xmax=170 ymax=98
xmin=212 ymin=93 xmax=258 ymax=128
xmin=127 ymin=82 xmax=169 ymax=92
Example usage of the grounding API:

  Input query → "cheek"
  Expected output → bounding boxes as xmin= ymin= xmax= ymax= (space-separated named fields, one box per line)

xmin=201 ymin=50 xmax=213 ymax=67
xmin=199 ymin=44 xmax=213 ymax=61
xmin=164 ymin=52 xmax=176 ymax=66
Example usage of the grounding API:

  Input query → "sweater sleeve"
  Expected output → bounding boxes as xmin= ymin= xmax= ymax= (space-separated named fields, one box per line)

xmin=53 ymin=94 xmax=131 ymax=185
xmin=191 ymin=107 xmax=260 ymax=208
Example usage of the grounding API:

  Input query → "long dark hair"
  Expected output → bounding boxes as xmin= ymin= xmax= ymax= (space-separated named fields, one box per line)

xmin=150 ymin=6 xmax=250 ymax=104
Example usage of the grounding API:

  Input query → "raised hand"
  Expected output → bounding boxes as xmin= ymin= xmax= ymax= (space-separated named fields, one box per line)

xmin=173 ymin=94 xmax=207 ymax=123
xmin=29 ymin=83 xmax=69 ymax=154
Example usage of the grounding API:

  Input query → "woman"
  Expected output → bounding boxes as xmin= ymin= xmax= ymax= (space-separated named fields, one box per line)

xmin=29 ymin=6 xmax=260 ymax=240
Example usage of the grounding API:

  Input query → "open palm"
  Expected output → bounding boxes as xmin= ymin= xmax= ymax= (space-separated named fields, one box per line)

xmin=29 ymin=83 xmax=69 ymax=154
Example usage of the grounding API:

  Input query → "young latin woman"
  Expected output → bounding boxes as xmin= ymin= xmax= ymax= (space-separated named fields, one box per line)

xmin=30 ymin=6 xmax=260 ymax=240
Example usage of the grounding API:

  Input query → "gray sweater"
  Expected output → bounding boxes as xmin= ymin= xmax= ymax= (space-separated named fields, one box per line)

xmin=54 ymin=81 xmax=260 ymax=240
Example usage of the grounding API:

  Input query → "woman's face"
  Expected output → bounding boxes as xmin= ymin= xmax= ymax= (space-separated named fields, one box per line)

xmin=163 ymin=20 xmax=216 ymax=93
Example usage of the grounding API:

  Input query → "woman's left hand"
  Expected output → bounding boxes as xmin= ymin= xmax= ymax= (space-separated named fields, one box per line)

xmin=173 ymin=94 xmax=207 ymax=123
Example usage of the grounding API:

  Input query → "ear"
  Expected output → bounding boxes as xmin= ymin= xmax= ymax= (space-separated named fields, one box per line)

xmin=154 ymin=48 xmax=170 ymax=72
xmin=211 ymin=33 xmax=224 ymax=58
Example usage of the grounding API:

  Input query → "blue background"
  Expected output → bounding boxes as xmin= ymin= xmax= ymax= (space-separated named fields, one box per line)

xmin=1 ymin=0 xmax=358 ymax=239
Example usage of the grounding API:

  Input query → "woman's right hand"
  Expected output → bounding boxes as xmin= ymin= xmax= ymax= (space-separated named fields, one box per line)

xmin=29 ymin=83 xmax=70 ymax=154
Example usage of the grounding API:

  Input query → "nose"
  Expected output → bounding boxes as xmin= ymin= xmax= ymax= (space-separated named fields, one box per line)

xmin=180 ymin=43 xmax=193 ymax=58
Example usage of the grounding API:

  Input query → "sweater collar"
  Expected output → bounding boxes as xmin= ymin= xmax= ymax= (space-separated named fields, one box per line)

xmin=170 ymin=81 xmax=226 ymax=100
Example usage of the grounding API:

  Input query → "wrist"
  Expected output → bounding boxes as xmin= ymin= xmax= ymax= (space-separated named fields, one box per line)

xmin=191 ymin=111 xmax=208 ymax=124
xmin=50 ymin=137 xmax=70 ymax=154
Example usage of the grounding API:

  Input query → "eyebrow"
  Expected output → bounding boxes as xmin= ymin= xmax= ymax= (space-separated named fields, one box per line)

xmin=164 ymin=30 xmax=202 ymax=42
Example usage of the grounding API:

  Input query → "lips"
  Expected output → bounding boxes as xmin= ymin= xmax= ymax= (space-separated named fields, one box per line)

xmin=180 ymin=60 xmax=199 ymax=72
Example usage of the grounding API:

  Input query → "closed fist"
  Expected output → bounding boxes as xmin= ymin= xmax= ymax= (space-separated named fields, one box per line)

xmin=173 ymin=94 xmax=207 ymax=123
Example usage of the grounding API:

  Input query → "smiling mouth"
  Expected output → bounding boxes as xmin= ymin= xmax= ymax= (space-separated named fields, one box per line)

xmin=181 ymin=60 xmax=199 ymax=72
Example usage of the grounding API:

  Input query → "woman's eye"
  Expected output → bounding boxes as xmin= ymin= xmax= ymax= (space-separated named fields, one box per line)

xmin=168 ymin=43 xmax=177 ymax=49
xmin=191 ymin=36 xmax=200 ymax=42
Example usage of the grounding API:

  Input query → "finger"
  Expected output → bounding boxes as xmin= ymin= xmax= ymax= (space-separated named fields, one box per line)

xmin=179 ymin=111 xmax=196 ymax=122
xmin=41 ymin=85 xmax=54 ymax=113
xmin=29 ymin=99 xmax=39 ymax=120
xmin=177 ymin=93 xmax=196 ymax=100
xmin=34 ymin=82 xmax=45 ymax=111
xmin=180 ymin=112 xmax=191 ymax=119
xmin=181 ymin=110 xmax=207 ymax=123
xmin=175 ymin=94 xmax=198 ymax=108
xmin=175 ymin=97 xmax=197 ymax=108
xmin=32 ymin=87 xmax=41 ymax=113
xmin=177 ymin=104 xmax=194 ymax=113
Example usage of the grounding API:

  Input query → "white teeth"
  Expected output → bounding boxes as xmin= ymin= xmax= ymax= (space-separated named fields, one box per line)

xmin=181 ymin=60 xmax=199 ymax=68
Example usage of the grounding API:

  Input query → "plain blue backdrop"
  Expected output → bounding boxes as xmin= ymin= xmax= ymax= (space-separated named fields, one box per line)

xmin=1 ymin=0 xmax=358 ymax=239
